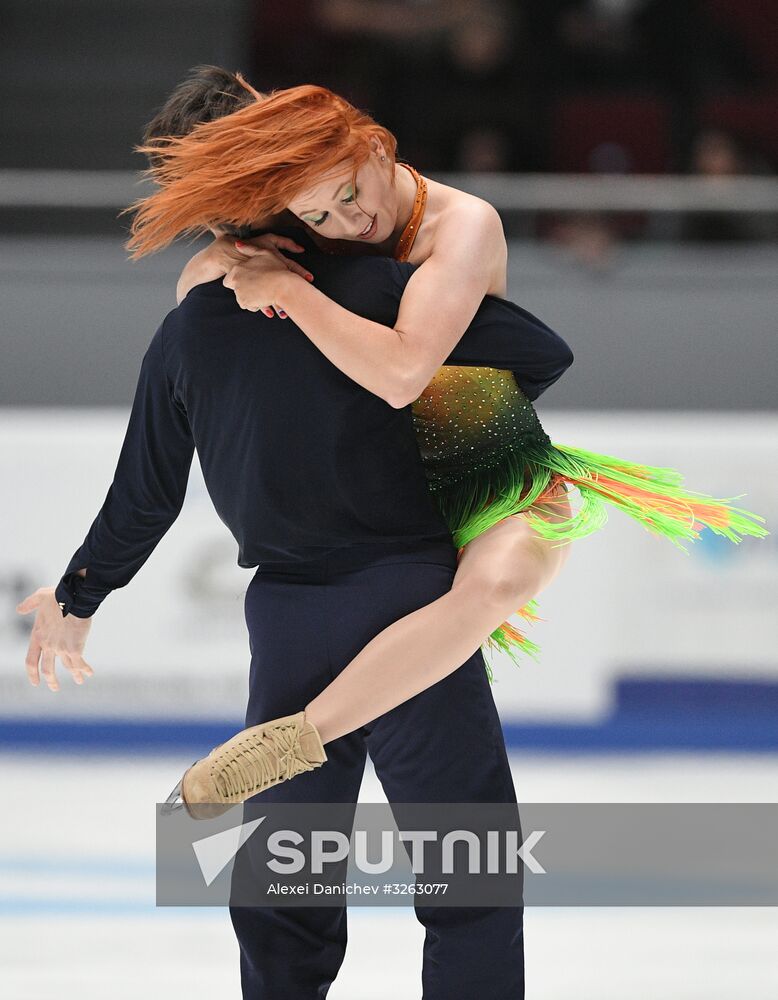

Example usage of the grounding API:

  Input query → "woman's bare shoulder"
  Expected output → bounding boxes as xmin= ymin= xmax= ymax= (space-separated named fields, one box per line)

xmin=405 ymin=176 xmax=506 ymax=291
xmin=426 ymin=177 xmax=502 ymax=227
xmin=425 ymin=180 xmax=504 ymax=258
xmin=423 ymin=180 xmax=503 ymax=256
xmin=417 ymin=179 xmax=506 ymax=293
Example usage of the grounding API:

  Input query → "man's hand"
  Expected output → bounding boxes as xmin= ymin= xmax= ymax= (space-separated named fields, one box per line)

xmin=16 ymin=588 xmax=95 ymax=692
xmin=176 ymin=233 xmax=314 ymax=308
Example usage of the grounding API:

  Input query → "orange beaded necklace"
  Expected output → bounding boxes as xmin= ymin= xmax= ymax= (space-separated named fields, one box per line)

xmin=392 ymin=163 xmax=428 ymax=263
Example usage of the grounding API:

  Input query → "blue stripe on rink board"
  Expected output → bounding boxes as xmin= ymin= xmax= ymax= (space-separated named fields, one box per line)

xmin=0 ymin=899 xmax=217 ymax=916
xmin=1 ymin=678 xmax=777 ymax=753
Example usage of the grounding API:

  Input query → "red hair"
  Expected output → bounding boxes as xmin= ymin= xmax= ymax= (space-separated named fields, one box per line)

xmin=125 ymin=84 xmax=398 ymax=257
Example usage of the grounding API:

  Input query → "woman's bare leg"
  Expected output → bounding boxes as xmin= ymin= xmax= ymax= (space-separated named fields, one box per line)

xmin=304 ymin=484 xmax=572 ymax=743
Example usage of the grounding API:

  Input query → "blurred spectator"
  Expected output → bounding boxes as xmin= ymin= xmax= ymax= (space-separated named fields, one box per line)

xmin=694 ymin=128 xmax=752 ymax=178
xmin=545 ymin=211 xmax=621 ymax=271
xmin=522 ymin=0 xmax=645 ymax=93
xmin=310 ymin=1 xmax=536 ymax=171
xmin=633 ymin=0 xmax=759 ymax=94
xmin=554 ymin=0 xmax=643 ymax=87
xmin=457 ymin=128 xmax=513 ymax=173
xmin=440 ymin=4 xmax=539 ymax=172
xmin=680 ymin=128 xmax=776 ymax=241
xmin=308 ymin=0 xmax=460 ymax=164
xmin=632 ymin=0 xmax=762 ymax=168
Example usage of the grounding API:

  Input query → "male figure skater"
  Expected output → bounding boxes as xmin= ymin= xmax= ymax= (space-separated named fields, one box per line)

xmin=19 ymin=236 xmax=572 ymax=998
xmin=17 ymin=72 xmax=573 ymax=1000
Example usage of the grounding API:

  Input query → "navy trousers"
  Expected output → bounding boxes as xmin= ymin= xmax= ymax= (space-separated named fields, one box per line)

xmin=229 ymin=540 xmax=524 ymax=999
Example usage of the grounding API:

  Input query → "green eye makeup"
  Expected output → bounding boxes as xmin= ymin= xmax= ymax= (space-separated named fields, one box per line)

xmin=304 ymin=186 xmax=358 ymax=226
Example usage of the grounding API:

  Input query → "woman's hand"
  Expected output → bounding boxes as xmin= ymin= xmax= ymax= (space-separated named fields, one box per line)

xmin=16 ymin=587 xmax=95 ymax=691
xmin=176 ymin=233 xmax=313 ymax=307
xmin=176 ymin=235 xmax=248 ymax=304
xmin=223 ymin=247 xmax=314 ymax=318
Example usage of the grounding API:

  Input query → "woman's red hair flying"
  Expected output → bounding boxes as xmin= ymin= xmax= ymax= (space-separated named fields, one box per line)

xmin=125 ymin=84 xmax=398 ymax=257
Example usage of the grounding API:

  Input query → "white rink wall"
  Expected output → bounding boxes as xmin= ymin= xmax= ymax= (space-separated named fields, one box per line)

xmin=1 ymin=407 xmax=775 ymax=729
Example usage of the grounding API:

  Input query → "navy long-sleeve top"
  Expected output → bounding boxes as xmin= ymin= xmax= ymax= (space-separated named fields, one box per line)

xmin=55 ymin=241 xmax=573 ymax=618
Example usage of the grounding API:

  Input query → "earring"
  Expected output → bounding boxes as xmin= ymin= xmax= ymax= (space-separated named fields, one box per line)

xmin=381 ymin=155 xmax=386 ymax=161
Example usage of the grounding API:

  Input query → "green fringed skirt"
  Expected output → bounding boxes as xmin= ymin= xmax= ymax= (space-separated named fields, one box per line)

xmin=411 ymin=366 xmax=769 ymax=683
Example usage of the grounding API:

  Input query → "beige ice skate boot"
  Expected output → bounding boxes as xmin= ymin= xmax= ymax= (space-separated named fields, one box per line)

xmin=162 ymin=710 xmax=327 ymax=820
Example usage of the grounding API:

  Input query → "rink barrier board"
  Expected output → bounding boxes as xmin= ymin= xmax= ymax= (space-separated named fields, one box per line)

xmin=1 ymin=677 xmax=777 ymax=753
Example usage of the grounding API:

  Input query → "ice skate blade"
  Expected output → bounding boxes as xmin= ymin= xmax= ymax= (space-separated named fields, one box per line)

xmin=160 ymin=775 xmax=232 ymax=821
xmin=160 ymin=779 xmax=185 ymax=816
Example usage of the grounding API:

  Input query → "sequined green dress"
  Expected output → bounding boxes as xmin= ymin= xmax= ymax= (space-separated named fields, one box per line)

xmin=410 ymin=364 xmax=769 ymax=682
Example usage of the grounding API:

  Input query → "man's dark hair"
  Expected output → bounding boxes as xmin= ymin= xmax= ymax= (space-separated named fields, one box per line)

xmin=142 ymin=65 xmax=262 ymax=147
xmin=138 ymin=65 xmax=290 ymax=240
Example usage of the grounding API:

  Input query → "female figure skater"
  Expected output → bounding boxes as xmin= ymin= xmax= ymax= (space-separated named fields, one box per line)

xmin=127 ymin=83 xmax=768 ymax=811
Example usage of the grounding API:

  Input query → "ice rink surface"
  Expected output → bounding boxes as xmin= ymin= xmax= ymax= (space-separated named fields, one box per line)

xmin=1 ymin=750 xmax=776 ymax=999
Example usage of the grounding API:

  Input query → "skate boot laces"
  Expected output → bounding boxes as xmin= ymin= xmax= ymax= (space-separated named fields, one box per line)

xmin=212 ymin=719 xmax=317 ymax=800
